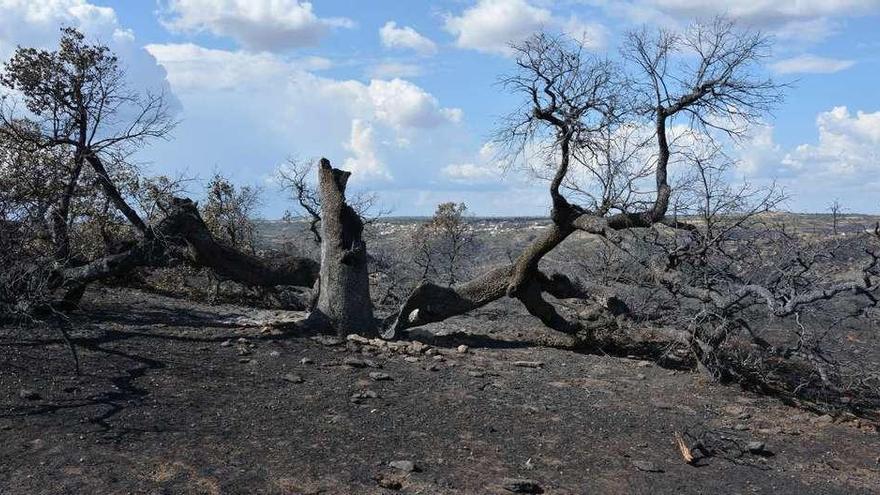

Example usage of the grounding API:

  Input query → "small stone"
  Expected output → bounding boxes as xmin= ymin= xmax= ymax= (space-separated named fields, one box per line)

xmin=269 ymin=350 xmax=281 ymax=357
xmin=19 ymin=389 xmax=40 ymax=400
xmin=351 ymin=390 xmax=379 ymax=401
xmin=812 ymin=414 xmax=834 ymax=425
xmin=389 ymin=460 xmax=417 ymax=472
xmin=457 ymin=345 xmax=469 ymax=354
xmin=237 ymin=337 xmax=248 ymax=344
xmin=343 ymin=357 xmax=367 ymax=368
xmin=468 ymin=370 xmax=486 ymax=378
xmin=237 ymin=348 xmax=251 ymax=356
xmin=513 ymin=361 xmax=543 ymax=368
xmin=377 ymin=477 xmax=401 ymax=490
xmin=220 ymin=340 xmax=231 ymax=347
xmin=369 ymin=372 xmax=392 ymax=381
xmin=432 ymin=355 xmax=445 ymax=362
xmin=283 ymin=373 xmax=304 ymax=384
xmin=238 ymin=358 xmax=252 ymax=364
xmin=425 ymin=363 xmax=439 ymax=372
xmin=635 ymin=373 xmax=646 ymax=380
xmin=746 ymin=441 xmax=766 ymax=454
xmin=347 ymin=334 xmax=371 ymax=345
xmin=501 ymin=478 xmax=543 ymax=493
xmin=300 ymin=357 xmax=314 ymax=365
xmin=631 ymin=460 xmax=663 ymax=473
xmin=404 ymin=356 xmax=420 ymax=363
xmin=313 ymin=335 xmax=344 ymax=346
xmin=636 ymin=360 xmax=652 ymax=367
xmin=732 ymin=423 xmax=750 ymax=431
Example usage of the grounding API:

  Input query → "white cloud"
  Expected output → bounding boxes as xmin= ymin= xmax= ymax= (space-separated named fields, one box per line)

xmin=367 ymin=78 xmax=462 ymax=129
xmin=782 ymin=106 xmax=880 ymax=177
xmin=146 ymin=44 xmax=461 ymax=131
xmin=444 ymin=0 xmax=608 ymax=56
xmin=442 ymin=162 xmax=498 ymax=182
xmin=593 ymin=0 xmax=880 ymax=43
xmin=379 ymin=21 xmax=437 ymax=56
xmin=0 ymin=0 xmax=175 ymax=112
xmin=366 ymin=61 xmax=423 ymax=79
xmin=160 ymin=0 xmax=353 ymax=51
xmin=769 ymin=54 xmax=855 ymax=74
xmin=444 ymin=0 xmax=550 ymax=55
xmin=442 ymin=143 xmax=503 ymax=183
xmin=343 ymin=119 xmax=390 ymax=180
xmin=143 ymin=42 xmax=467 ymax=202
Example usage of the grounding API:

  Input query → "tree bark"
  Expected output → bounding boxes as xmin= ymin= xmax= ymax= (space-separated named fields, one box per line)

xmin=307 ymin=159 xmax=374 ymax=335
xmin=54 ymin=197 xmax=319 ymax=293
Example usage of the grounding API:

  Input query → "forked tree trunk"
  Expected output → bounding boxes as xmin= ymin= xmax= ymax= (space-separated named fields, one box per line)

xmin=308 ymin=159 xmax=374 ymax=335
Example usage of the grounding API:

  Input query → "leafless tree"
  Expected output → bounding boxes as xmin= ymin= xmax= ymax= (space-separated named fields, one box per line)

xmin=411 ymin=202 xmax=477 ymax=285
xmin=828 ymin=199 xmax=844 ymax=235
xmin=390 ymin=21 xmax=785 ymax=341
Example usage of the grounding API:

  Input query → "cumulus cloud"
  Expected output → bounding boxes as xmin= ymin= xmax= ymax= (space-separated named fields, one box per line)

xmin=343 ymin=119 xmax=390 ymax=180
xmin=160 ymin=0 xmax=353 ymax=51
xmin=782 ymin=106 xmax=880 ymax=177
xmin=0 ymin=0 xmax=175 ymax=113
xmin=593 ymin=0 xmax=880 ymax=43
xmin=367 ymin=78 xmax=462 ymax=129
xmin=442 ymin=143 xmax=501 ymax=183
xmin=769 ymin=54 xmax=856 ymax=74
xmin=379 ymin=21 xmax=437 ymax=56
xmin=444 ymin=0 xmax=606 ymax=56
xmin=143 ymin=42 xmax=467 ymax=203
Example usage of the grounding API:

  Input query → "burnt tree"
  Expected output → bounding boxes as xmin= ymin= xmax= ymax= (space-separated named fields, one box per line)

xmin=307 ymin=159 xmax=374 ymax=335
xmin=388 ymin=21 xmax=784 ymax=341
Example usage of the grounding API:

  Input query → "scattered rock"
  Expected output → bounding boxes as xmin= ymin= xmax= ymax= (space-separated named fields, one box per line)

xmin=632 ymin=460 xmax=663 ymax=473
xmin=237 ymin=337 xmax=248 ymax=344
xmin=457 ymin=345 xmax=469 ymax=354
xmin=636 ymin=360 xmax=652 ymax=367
xmin=220 ymin=340 xmax=231 ymax=347
xmin=369 ymin=372 xmax=392 ymax=381
xmin=283 ymin=373 xmax=304 ymax=384
xmin=468 ymin=370 xmax=486 ymax=378
xmin=269 ymin=350 xmax=281 ymax=357
xmin=513 ymin=361 xmax=543 ymax=368
xmin=238 ymin=358 xmax=253 ymax=364
xmin=19 ymin=389 xmax=40 ymax=400
xmin=425 ymin=363 xmax=439 ymax=372
xmin=376 ymin=477 xmax=402 ymax=490
xmin=501 ymin=478 xmax=543 ymax=493
xmin=237 ymin=348 xmax=252 ymax=356
xmin=812 ymin=414 xmax=834 ymax=425
xmin=347 ymin=334 xmax=371 ymax=345
xmin=389 ymin=460 xmax=418 ymax=472
xmin=432 ymin=355 xmax=445 ymax=362
xmin=351 ymin=390 xmax=379 ymax=401
xmin=300 ymin=357 xmax=314 ymax=365
xmin=343 ymin=357 xmax=368 ymax=368
xmin=635 ymin=373 xmax=646 ymax=380
xmin=732 ymin=423 xmax=750 ymax=431
xmin=746 ymin=441 xmax=766 ymax=454
xmin=313 ymin=335 xmax=344 ymax=346
xmin=404 ymin=356 xmax=420 ymax=363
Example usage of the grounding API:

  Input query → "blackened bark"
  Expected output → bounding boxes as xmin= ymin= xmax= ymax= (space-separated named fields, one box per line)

xmin=307 ymin=159 xmax=374 ymax=335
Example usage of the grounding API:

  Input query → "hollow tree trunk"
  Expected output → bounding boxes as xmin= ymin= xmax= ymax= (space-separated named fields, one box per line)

xmin=307 ymin=159 xmax=374 ymax=335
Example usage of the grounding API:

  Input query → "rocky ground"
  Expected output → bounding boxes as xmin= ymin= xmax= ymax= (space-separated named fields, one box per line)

xmin=1 ymin=287 xmax=878 ymax=494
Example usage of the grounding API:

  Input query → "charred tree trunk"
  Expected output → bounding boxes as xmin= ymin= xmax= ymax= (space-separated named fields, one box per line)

xmin=308 ymin=159 xmax=374 ymax=336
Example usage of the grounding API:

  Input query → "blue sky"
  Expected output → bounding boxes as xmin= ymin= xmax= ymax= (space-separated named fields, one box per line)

xmin=1 ymin=1 xmax=879 ymax=216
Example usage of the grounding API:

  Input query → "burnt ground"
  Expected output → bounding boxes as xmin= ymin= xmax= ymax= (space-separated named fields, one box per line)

xmin=1 ymin=287 xmax=879 ymax=495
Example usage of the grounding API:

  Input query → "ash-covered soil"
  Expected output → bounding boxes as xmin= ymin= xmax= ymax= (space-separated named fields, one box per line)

xmin=2 ymin=288 xmax=878 ymax=494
